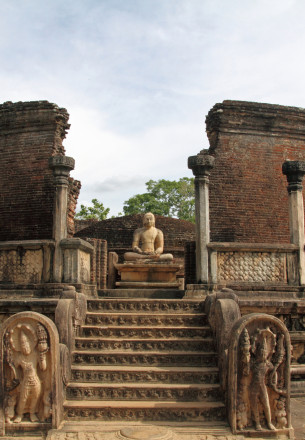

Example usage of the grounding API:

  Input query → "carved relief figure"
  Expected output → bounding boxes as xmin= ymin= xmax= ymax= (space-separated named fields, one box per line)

xmin=249 ymin=329 xmax=276 ymax=431
xmin=124 ymin=213 xmax=173 ymax=261
xmin=275 ymin=397 xmax=287 ymax=429
xmin=4 ymin=322 xmax=49 ymax=423
xmin=233 ymin=321 xmax=289 ymax=433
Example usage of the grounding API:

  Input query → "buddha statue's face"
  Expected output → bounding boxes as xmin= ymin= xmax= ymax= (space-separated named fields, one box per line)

xmin=143 ymin=213 xmax=155 ymax=228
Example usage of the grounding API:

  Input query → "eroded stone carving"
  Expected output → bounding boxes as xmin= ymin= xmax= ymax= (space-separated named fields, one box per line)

xmin=87 ymin=300 xmax=203 ymax=313
xmin=4 ymin=322 xmax=50 ymax=423
xmin=124 ymin=213 xmax=173 ymax=262
xmin=1 ymin=312 xmax=62 ymax=432
xmin=65 ymin=406 xmax=225 ymax=422
xmin=228 ymin=314 xmax=292 ymax=436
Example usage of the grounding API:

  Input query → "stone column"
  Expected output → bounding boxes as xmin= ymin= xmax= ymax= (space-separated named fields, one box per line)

xmin=282 ymin=161 xmax=305 ymax=285
xmin=188 ymin=151 xmax=215 ymax=284
xmin=49 ymin=156 xmax=75 ymax=282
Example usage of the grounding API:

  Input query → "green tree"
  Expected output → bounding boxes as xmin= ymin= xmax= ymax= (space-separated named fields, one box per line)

xmin=75 ymin=198 xmax=110 ymax=220
xmin=123 ymin=178 xmax=195 ymax=223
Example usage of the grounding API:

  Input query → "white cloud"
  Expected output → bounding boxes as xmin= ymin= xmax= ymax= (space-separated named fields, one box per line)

xmin=1 ymin=0 xmax=305 ymax=215
xmin=65 ymin=105 xmax=200 ymax=215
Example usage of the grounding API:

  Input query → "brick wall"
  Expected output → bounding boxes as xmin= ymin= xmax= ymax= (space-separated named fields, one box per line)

xmin=74 ymin=219 xmax=98 ymax=234
xmin=0 ymin=100 xmax=75 ymax=241
xmin=206 ymin=100 xmax=305 ymax=243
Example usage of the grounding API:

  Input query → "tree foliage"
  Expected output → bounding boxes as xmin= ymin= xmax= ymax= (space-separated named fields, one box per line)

xmin=75 ymin=198 xmax=110 ymax=220
xmin=123 ymin=178 xmax=195 ymax=223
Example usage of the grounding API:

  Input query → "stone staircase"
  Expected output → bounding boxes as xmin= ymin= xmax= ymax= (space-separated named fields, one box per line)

xmin=64 ymin=298 xmax=226 ymax=424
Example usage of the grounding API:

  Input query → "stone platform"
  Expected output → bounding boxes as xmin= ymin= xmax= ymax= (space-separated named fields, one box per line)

xmin=115 ymin=263 xmax=182 ymax=289
xmin=46 ymin=421 xmax=240 ymax=440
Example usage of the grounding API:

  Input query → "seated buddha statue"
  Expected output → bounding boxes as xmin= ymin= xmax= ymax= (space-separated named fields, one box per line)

xmin=124 ymin=212 xmax=173 ymax=262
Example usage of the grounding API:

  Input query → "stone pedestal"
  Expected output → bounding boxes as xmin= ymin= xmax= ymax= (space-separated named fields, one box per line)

xmin=115 ymin=263 xmax=182 ymax=289
xmin=188 ymin=151 xmax=214 ymax=284
xmin=282 ymin=161 xmax=305 ymax=285
xmin=60 ymin=238 xmax=93 ymax=284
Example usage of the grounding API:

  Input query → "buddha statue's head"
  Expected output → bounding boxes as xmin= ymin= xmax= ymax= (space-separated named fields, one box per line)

xmin=143 ymin=212 xmax=155 ymax=228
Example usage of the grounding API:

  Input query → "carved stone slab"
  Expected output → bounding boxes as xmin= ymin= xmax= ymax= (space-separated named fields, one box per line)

xmin=228 ymin=313 xmax=293 ymax=437
xmin=85 ymin=313 xmax=206 ymax=327
xmin=64 ymin=405 xmax=226 ymax=422
xmin=72 ymin=351 xmax=217 ymax=367
xmin=71 ymin=366 xmax=219 ymax=384
xmin=87 ymin=300 xmax=204 ymax=314
xmin=46 ymin=428 xmax=243 ymax=440
xmin=118 ymin=426 xmax=172 ymax=440
xmin=0 ymin=312 xmax=62 ymax=436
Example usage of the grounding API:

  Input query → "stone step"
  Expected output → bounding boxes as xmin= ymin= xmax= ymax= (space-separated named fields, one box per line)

xmin=97 ymin=289 xmax=185 ymax=299
xmin=81 ymin=325 xmax=212 ymax=339
xmin=66 ymin=382 xmax=222 ymax=402
xmin=87 ymin=298 xmax=204 ymax=314
xmin=85 ymin=313 xmax=207 ymax=327
xmin=64 ymin=400 xmax=226 ymax=422
xmin=71 ymin=365 xmax=220 ymax=384
xmin=72 ymin=351 xmax=217 ymax=367
xmin=4 ymin=420 xmax=51 ymax=436
xmin=74 ymin=337 xmax=215 ymax=352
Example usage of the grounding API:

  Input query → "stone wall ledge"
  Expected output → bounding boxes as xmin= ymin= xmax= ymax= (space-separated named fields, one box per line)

xmin=0 ymin=239 xmax=55 ymax=250
xmin=206 ymin=100 xmax=305 ymax=140
xmin=208 ymin=242 xmax=299 ymax=252
xmin=239 ymin=298 xmax=305 ymax=307
xmin=60 ymin=238 xmax=94 ymax=253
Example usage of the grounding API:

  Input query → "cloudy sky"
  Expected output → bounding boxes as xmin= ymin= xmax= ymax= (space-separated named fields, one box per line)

xmin=1 ymin=0 xmax=304 ymax=215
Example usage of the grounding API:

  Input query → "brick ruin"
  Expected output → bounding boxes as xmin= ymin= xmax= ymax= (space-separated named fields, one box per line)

xmin=0 ymin=101 xmax=81 ymax=241
xmin=206 ymin=100 xmax=305 ymax=243
xmin=1 ymin=99 xmax=305 ymax=439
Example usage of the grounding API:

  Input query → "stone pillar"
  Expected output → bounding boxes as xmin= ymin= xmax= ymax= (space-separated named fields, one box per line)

xmin=282 ymin=161 xmax=305 ymax=285
xmin=188 ymin=151 xmax=215 ymax=284
xmin=49 ymin=156 xmax=75 ymax=282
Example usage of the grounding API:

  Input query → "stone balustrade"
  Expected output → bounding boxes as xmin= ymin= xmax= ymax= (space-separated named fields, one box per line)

xmin=207 ymin=242 xmax=299 ymax=286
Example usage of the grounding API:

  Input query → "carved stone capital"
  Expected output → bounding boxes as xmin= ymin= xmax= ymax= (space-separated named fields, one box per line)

xmin=188 ymin=151 xmax=215 ymax=178
xmin=48 ymin=156 xmax=75 ymax=186
xmin=282 ymin=160 xmax=305 ymax=192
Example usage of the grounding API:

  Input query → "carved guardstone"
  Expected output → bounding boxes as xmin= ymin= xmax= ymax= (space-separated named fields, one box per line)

xmin=0 ymin=312 xmax=62 ymax=436
xmin=228 ymin=313 xmax=293 ymax=438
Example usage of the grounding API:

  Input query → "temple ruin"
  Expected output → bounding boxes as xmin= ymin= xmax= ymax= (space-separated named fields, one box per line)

xmin=1 ymin=99 xmax=305 ymax=439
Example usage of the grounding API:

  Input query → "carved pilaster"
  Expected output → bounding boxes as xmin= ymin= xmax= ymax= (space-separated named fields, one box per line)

xmin=282 ymin=161 xmax=305 ymax=285
xmin=188 ymin=151 xmax=214 ymax=284
xmin=49 ymin=156 xmax=75 ymax=282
